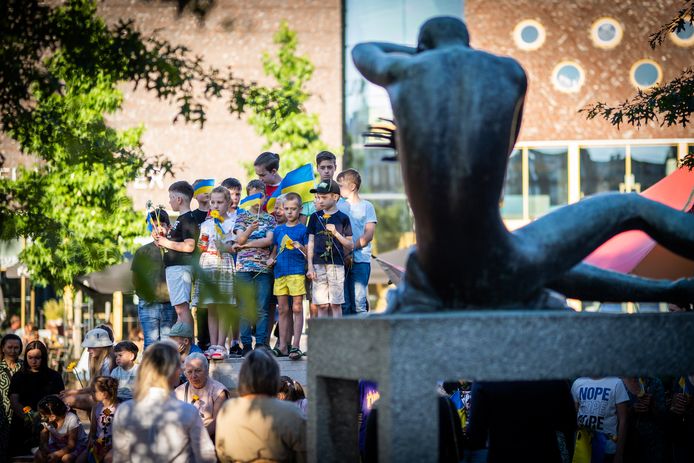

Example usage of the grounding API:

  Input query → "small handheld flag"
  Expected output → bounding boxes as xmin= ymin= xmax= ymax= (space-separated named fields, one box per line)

xmin=266 ymin=164 xmax=315 ymax=213
xmin=193 ymin=179 xmax=215 ymax=196
xmin=239 ymin=193 xmax=263 ymax=211
xmin=146 ymin=212 xmax=154 ymax=233
xmin=209 ymin=210 xmax=225 ymax=236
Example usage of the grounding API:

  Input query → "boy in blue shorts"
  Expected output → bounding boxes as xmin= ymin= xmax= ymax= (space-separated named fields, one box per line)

xmin=307 ymin=180 xmax=353 ymax=318
xmin=267 ymin=192 xmax=308 ymax=359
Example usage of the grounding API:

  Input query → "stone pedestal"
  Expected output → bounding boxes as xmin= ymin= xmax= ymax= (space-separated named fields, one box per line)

xmin=307 ymin=310 xmax=694 ymax=463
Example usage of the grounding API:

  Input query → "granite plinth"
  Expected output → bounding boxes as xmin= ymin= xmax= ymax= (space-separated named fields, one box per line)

xmin=307 ymin=310 xmax=694 ymax=463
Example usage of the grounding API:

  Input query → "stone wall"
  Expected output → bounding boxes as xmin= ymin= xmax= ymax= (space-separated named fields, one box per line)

xmin=466 ymin=0 xmax=692 ymax=142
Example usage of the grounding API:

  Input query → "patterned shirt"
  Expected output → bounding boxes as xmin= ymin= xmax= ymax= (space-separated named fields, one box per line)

xmin=0 ymin=359 xmax=21 ymax=423
xmin=233 ymin=211 xmax=276 ymax=273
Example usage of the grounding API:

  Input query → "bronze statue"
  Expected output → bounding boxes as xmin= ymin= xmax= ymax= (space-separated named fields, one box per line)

xmin=352 ymin=17 xmax=694 ymax=311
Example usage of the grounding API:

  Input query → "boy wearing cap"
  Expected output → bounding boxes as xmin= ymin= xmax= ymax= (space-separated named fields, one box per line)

xmin=168 ymin=322 xmax=203 ymax=361
xmin=306 ymin=180 xmax=353 ymax=318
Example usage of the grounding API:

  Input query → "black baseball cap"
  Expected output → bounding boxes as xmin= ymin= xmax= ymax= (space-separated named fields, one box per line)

xmin=310 ymin=179 xmax=340 ymax=195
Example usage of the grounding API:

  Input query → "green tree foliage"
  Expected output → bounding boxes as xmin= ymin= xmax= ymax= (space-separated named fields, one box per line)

xmin=582 ymin=1 xmax=694 ymax=166
xmin=242 ymin=21 xmax=335 ymax=176
xmin=0 ymin=0 xmax=249 ymax=288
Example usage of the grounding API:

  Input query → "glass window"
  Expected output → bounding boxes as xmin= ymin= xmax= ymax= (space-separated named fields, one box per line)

xmin=527 ymin=147 xmax=568 ymax=217
xmin=631 ymin=145 xmax=678 ymax=191
xmin=580 ymin=146 xmax=626 ymax=196
xmin=630 ymin=60 xmax=662 ymax=89
xmin=552 ymin=62 xmax=585 ymax=93
xmin=344 ymin=0 xmax=464 ymax=195
xmin=501 ymin=149 xmax=523 ymax=219
xmin=670 ymin=18 xmax=694 ymax=46
xmin=591 ymin=17 xmax=623 ymax=49
xmin=513 ymin=20 xmax=546 ymax=50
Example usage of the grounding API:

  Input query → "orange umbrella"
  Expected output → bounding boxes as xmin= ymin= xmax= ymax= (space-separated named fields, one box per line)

xmin=584 ymin=167 xmax=694 ymax=279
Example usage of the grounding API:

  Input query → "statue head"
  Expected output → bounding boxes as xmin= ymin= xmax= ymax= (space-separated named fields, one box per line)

xmin=417 ymin=17 xmax=470 ymax=52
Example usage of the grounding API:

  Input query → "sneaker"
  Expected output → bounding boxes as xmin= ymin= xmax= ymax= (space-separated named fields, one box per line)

xmin=228 ymin=344 xmax=243 ymax=358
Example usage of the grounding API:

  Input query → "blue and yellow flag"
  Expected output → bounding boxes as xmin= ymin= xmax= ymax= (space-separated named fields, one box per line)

xmin=239 ymin=193 xmax=263 ymax=211
xmin=209 ymin=210 xmax=225 ymax=236
xmin=193 ymin=179 xmax=214 ymax=196
xmin=266 ymin=164 xmax=315 ymax=212
xmin=146 ymin=212 xmax=154 ymax=233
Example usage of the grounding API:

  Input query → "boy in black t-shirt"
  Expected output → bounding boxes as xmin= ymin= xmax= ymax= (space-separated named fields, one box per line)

xmin=191 ymin=178 xmax=213 ymax=225
xmin=307 ymin=179 xmax=353 ymax=318
xmin=153 ymin=181 xmax=199 ymax=325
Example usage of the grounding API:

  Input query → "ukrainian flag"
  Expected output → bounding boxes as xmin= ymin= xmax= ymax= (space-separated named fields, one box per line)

xmin=193 ymin=179 xmax=215 ymax=196
xmin=266 ymin=164 xmax=315 ymax=212
xmin=239 ymin=193 xmax=263 ymax=210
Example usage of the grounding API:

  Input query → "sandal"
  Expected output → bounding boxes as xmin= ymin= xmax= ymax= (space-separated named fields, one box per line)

xmin=271 ymin=347 xmax=287 ymax=357
xmin=288 ymin=347 xmax=303 ymax=360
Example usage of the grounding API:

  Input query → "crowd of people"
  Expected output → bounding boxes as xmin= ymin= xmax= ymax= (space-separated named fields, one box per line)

xmin=0 ymin=148 xmax=693 ymax=462
xmin=132 ymin=150 xmax=378 ymax=361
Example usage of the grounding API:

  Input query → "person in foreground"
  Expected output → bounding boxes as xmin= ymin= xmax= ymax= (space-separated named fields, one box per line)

xmin=215 ymin=348 xmax=306 ymax=462
xmin=112 ymin=341 xmax=215 ymax=463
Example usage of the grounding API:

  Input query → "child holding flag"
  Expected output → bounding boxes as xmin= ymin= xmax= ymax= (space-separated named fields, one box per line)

xmin=191 ymin=179 xmax=214 ymax=225
xmin=306 ymin=180 xmax=353 ymax=318
xmin=198 ymin=186 xmax=237 ymax=359
xmin=233 ymin=180 xmax=276 ymax=355
xmin=267 ymin=192 xmax=308 ymax=359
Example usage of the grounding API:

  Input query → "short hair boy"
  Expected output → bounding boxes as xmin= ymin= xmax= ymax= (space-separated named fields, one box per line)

xmin=337 ymin=168 xmax=378 ymax=314
xmin=306 ymin=180 xmax=353 ymax=318
xmin=267 ymin=192 xmax=307 ymax=358
xmin=222 ymin=177 xmax=243 ymax=211
xmin=154 ymin=181 xmax=199 ymax=326
xmin=111 ymin=340 xmax=140 ymax=400
xmin=254 ymin=152 xmax=283 ymax=211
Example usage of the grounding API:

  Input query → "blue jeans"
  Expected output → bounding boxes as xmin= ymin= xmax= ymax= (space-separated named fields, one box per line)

xmin=138 ymin=300 xmax=176 ymax=350
xmin=342 ymin=262 xmax=371 ymax=315
xmin=238 ymin=272 xmax=273 ymax=347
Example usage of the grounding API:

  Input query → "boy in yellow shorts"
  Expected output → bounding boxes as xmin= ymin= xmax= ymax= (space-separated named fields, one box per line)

xmin=267 ymin=192 xmax=308 ymax=360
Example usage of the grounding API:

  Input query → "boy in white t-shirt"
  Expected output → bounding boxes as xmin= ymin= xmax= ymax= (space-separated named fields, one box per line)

xmin=571 ymin=376 xmax=630 ymax=460
xmin=110 ymin=341 xmax=139 ymax=400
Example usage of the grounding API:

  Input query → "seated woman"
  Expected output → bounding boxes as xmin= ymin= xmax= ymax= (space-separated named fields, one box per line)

xmin=112 ymin=341 xmax=216 ymax=463
xmin=9 ymin=340 xmax=64 ymax=456
xmin=61 ymin=327 xmax=115 ymax=412
xmin=215 ymin=348 xmax=306 ymax=463
xmin=174 ymin=352 xmax=228 ymax=439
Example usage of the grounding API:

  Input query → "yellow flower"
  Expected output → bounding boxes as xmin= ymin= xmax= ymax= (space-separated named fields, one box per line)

xmin=285 ymin=240 xmax=295 ymax=250
xmin=322 ymin=213 xmax=331 ymax=220
xmin=66 ymin=361 xmax=77 ymax=372
xmin=103 ymin=408 xmax=112 ymax=416
xmin=192 ymin=394 xmax=200 ymax=403
xmin=209 ymin=210 xmax=224 ymax=221
xmin=23 ymin=406 xmax=31 ymax=414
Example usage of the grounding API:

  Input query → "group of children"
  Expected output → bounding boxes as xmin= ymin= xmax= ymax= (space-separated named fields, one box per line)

xmin=144 ymin=150 xmax=376 ymax=360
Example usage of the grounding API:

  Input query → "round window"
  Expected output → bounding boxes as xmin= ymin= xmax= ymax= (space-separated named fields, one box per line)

xmin=630 ymin=60 xmax=662 ymax=89
xmin=551 ymin=61 xmax=585 ymax=93
xmin=670 ymin=18 xmax=694 ymax=46
xmin=591 ymin=17 xmax=623 ymax=49
xmin=513 ymin=20 xmax=546 ymax=50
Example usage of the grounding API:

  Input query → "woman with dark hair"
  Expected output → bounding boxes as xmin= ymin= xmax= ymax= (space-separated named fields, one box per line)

xmin=0 ymin=333 xmax=23 ymax=459
xmin=215 ymin=348 xmax=306 ymax=462
xmin=9 ymin=340 xmax=64 ymax=455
